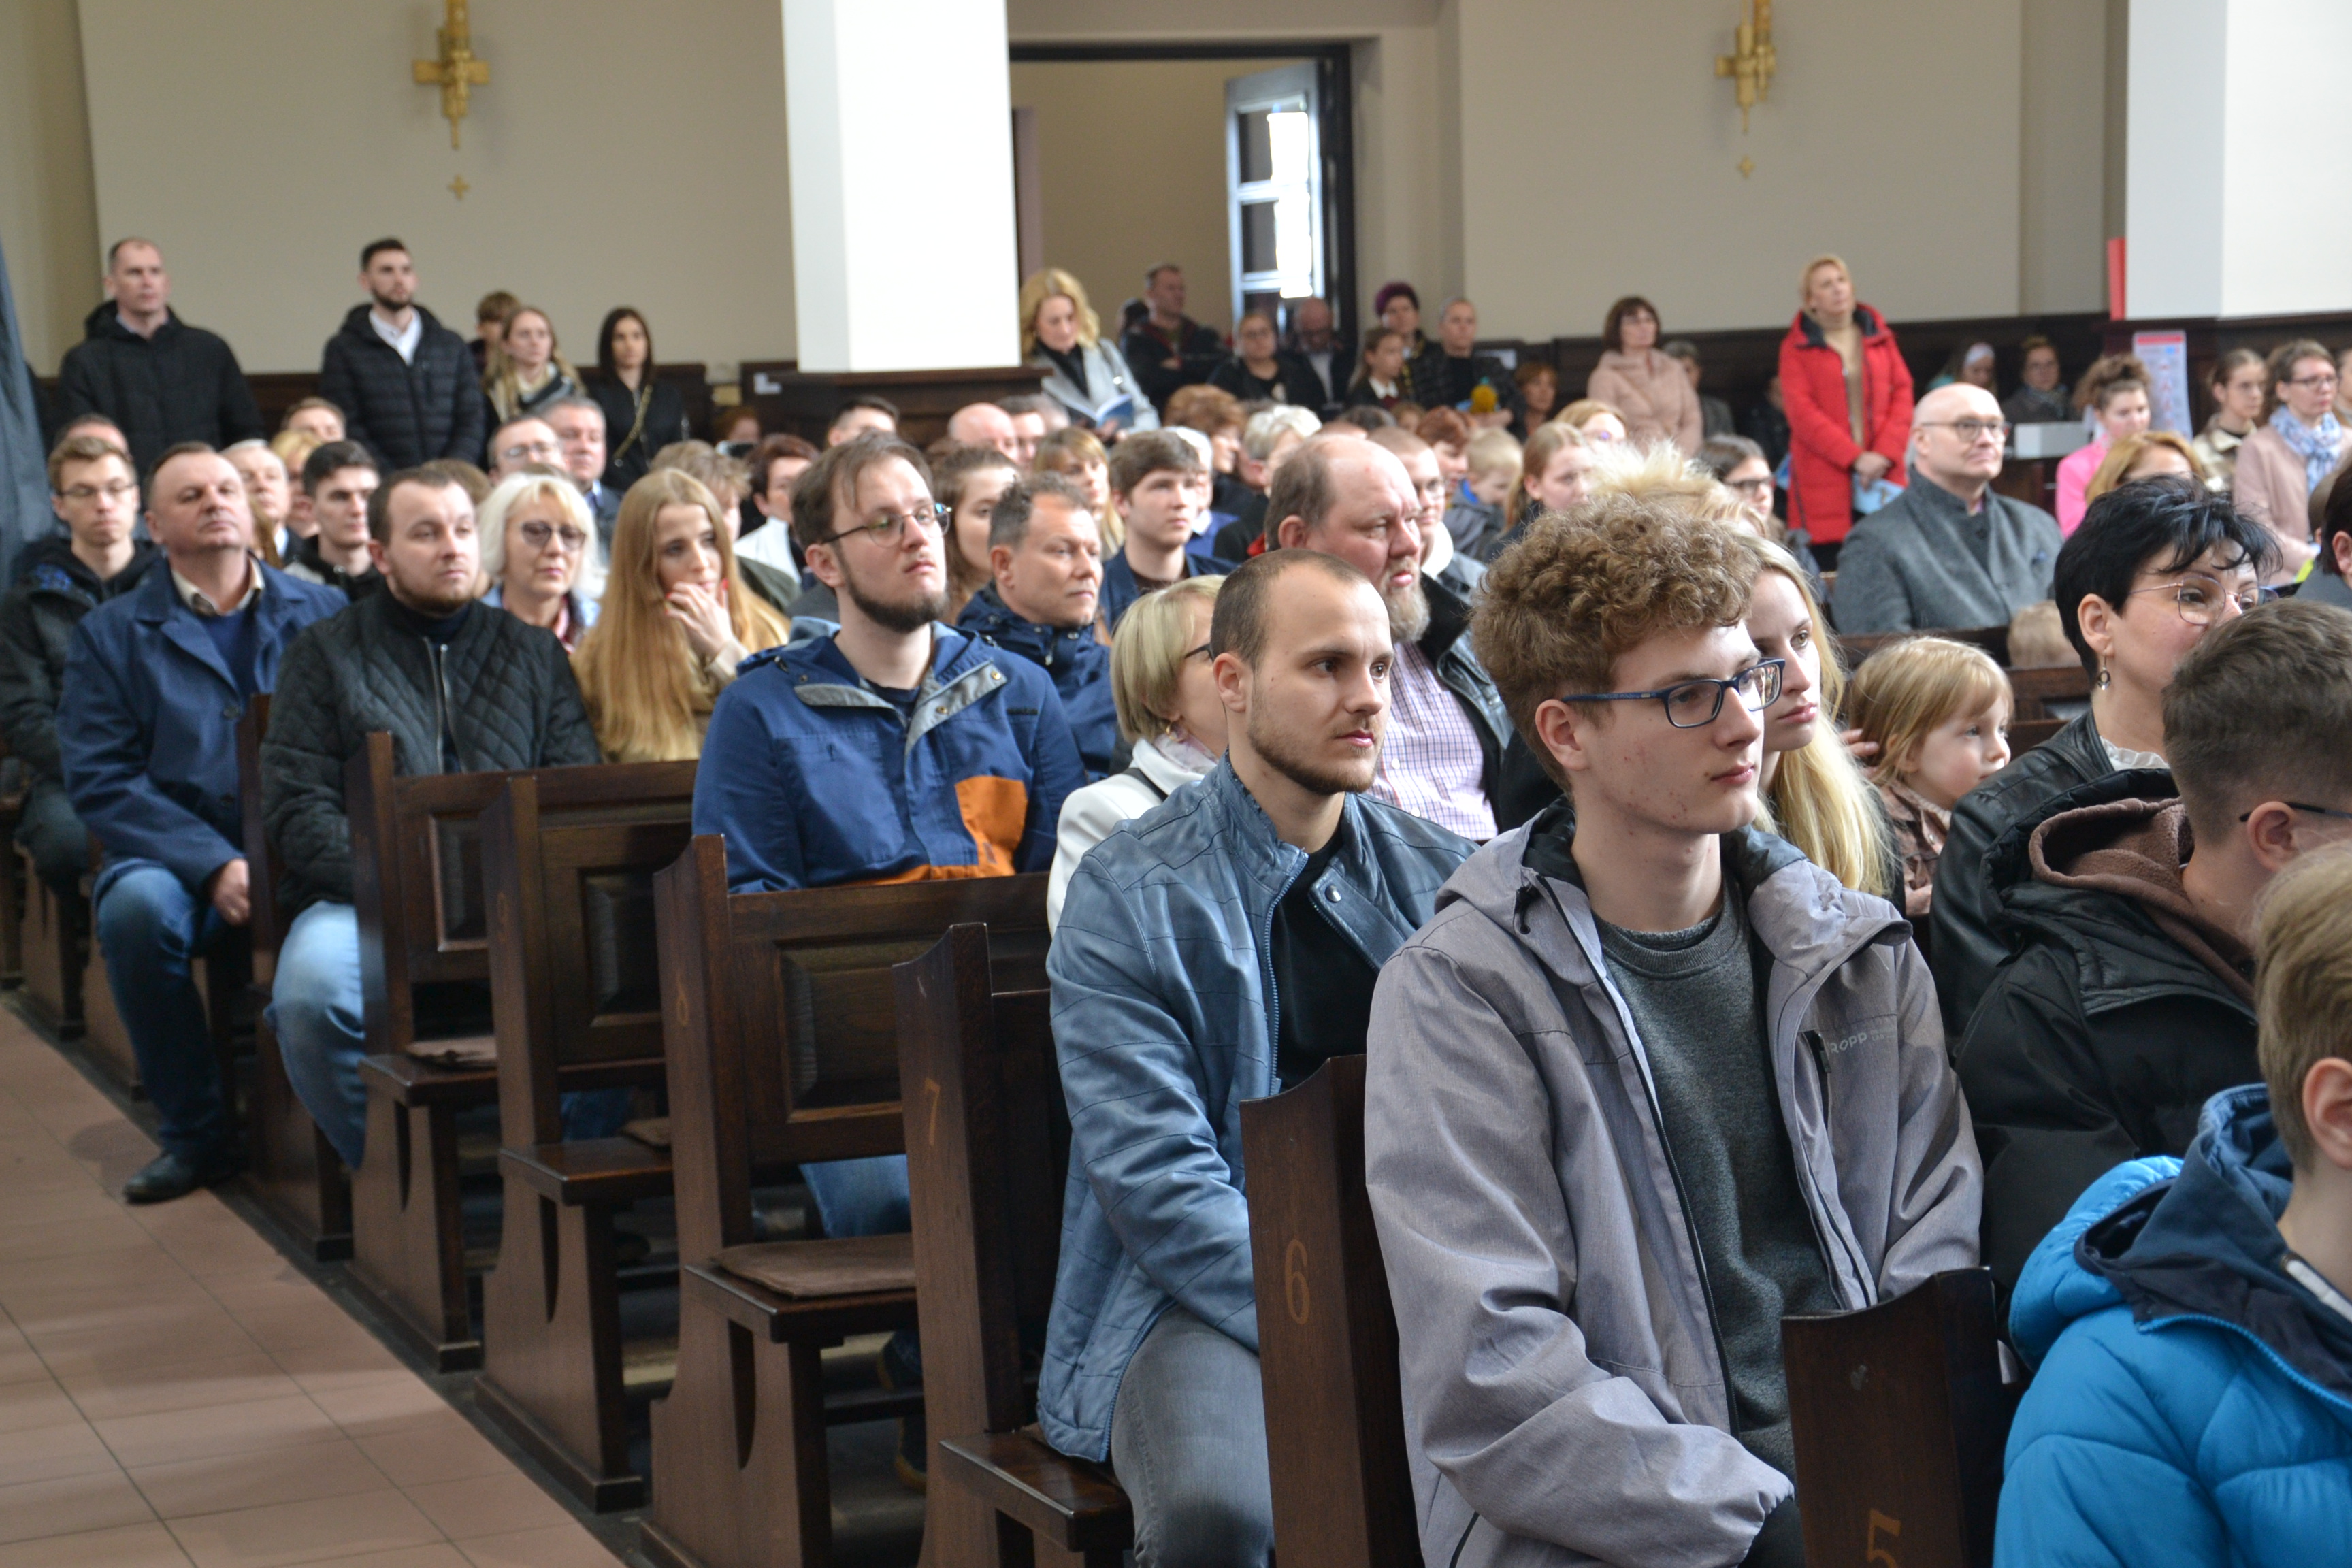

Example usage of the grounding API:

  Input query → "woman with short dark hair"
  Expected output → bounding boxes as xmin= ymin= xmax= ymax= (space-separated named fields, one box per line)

xmin=1586 ymin=295 xmax=1701 ymax=453
xmin=588 ymin=308 xmax=691 ymax=491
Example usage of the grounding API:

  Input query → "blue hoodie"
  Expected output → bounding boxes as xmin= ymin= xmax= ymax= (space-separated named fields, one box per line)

xmin=955 ymin=583 xmax=1122 ymax=780
xmin=1999 ymin=1086 xmax=2352 ymax=1566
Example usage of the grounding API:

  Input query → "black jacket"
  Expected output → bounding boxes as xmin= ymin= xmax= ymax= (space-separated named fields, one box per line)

xmin=0 ymin=535 xmax=159 ymax=783
xmin=1407 ymin=346 xmax=1524 ymax=423
xmin=282 ymin=534 xmax=384 ymax=604
xmin=316 ymin=304 xmax=488 ymax=471
xmin=261 ymin=593 xmax=600 ymax=914
xmin=1928 ymin=706 xmax=2132 ymax=1039
xmin=1418 ymin=572 xmax=1511 ymax=806
xmin=55 ymin=304 xmax=263 ymax=476
xmin=1207 ymin=351 xmax=1329 ymax=410
xmin=1121 ymin=316 xmax=1226 ymax=414
xmin=1956 ymin=779 xmax=2251 ymax=1289
xmin=588 ymin=375 xmax=691 ymax=489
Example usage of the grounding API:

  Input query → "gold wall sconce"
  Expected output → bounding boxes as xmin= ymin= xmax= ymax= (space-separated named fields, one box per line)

xmin=1715 ymin=0 xmax=1777 ymax=140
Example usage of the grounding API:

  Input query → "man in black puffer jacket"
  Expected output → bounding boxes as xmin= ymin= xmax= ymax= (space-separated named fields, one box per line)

xmin=54 ymin=240 xmax=264 ymax=476
xmin=261 ymin=466 xmax=600 ymax=1169
xmin=0 ymin=434 xmax=159 ymax=890
xmin=316 ymin=239 xmax=487 ymax=471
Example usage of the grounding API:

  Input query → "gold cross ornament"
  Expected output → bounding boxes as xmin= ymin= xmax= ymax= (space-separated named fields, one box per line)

xmin=1714 ymin=0 xmax=1776 ymax=135
xmin=414 ymin=0 xmax=491 ymax=150
xmin=448 ymin=174 xmax=470 ymax=201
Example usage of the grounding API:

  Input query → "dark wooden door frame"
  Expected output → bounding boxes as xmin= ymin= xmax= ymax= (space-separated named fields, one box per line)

xmin=1007 ymin=41 xmax=1360 ymax=356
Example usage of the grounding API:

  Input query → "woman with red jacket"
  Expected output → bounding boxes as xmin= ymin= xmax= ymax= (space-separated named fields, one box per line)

xmin=1778 ymin=253 xmax=1915 ymax=549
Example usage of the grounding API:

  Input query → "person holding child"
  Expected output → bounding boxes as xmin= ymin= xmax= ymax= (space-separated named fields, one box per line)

xmin=1848 ymin=637 xmax=2016 ymax=917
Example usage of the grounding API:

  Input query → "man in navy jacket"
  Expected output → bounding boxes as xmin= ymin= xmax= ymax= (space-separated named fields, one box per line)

xmin=60 ymin=444 xmax=345 ymax=1203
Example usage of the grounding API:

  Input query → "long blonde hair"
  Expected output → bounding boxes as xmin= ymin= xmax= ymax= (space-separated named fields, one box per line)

xmin=572 ymin=470 xmax=789 ymax=762
xmin=482 ymin=306 xmax=583 ymax=421
xmin=1847 ymin=636 xmax=2013 ymax=780
xmin=1750 ymin=541 xmax=1895 ymax=900
xmin=1018 ymin=268 xmax=1102 ymax=359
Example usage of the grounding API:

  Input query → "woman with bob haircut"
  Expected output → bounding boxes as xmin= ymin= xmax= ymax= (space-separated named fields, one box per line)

xmin=1586 ymin=295 xmax=1702 ymax=454
xmin=482 ymin=304 xmax=585 ymax=425
xmin=478 ymin=469 xmax=603 ymax=651
xmin=1777 ymin=252 xmax=1915 ymax=550
xmin=1046 ymin=575 xmax=1225 ymax=930
xmin=2227 ymin=338 xmax=2340 ymax=582
xmin=1020 ymin=267 xmax=1159 ymax=436
xmin=572 ymin=469 xmax=790 ymax=762
xmin=588 ymin=307 xmax=692 ymax=491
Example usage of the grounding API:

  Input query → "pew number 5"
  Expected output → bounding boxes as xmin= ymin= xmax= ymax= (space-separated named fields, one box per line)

xmin=1866 ymin=1509 xmax=1901 ymax=1567
xmin=1283 ymin=1238 xmax=1311 ymax=1324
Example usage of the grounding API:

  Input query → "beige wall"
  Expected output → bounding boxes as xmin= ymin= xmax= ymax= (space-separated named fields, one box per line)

xmin=2020 ymin=0 xmax=2110 ymax=313
xmin=1009 ymin=57 xmax=1293 ymax=337
xmin=0 ymin=0 xmax=99 ymax=370
xmin=1453 ymin=0 xmax=2026 ymax=340
xmin=73 ymin=0 xmax=795 ymax=376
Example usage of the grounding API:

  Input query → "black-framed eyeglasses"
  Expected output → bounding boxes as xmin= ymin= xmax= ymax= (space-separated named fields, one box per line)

xmin=1560 ymin=659 xmax=1784 ymax=728
xmin=818 ymin=502 xmax=949 ymax=548
xmin=517 ymin=519 xmax=587 ymax=553
xmin=2242 ymin=801 xmax=2352 ymax=824
xmin=2123 ymin=572 xmax=2262 ymax=627
xmin=1183 ymin=642 xmax=1213 ymax=662
xmin=59 ymin=479 xmax=138 ymax=504
xmin=1917 ymin=419 xmax=2012 ymax=441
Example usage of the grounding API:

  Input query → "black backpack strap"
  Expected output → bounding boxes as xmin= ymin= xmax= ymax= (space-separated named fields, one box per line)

xmin=1122 ymin=764 xmax=1169 ymax=801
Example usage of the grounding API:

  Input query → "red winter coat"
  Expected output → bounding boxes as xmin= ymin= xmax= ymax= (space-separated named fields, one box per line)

xmin=1778 ymin=306 xmax=1915 ymax=544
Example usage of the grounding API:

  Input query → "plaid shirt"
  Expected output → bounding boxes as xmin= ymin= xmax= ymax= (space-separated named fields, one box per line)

xmin=1371 ymin=638 xmax=1494 ymax=840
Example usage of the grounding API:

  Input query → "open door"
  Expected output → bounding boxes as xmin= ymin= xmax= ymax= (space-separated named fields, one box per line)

xmin=1226 ymin=63 xmax=1326 ymax=329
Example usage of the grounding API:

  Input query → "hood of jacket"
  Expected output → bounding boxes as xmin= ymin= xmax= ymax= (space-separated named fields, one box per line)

xmin=2010 ymin=1086 xmax=2352 ymax=1409
xmin=80 ymin=300 xmax=185 ymax=346
xmin=14 ymin=534 xmax=159 ymax=604
xmin=2029 ymin=795 xmax=2253 ymax=1002
xmin=1784 ymin=303 xmax=1887 ymax=353
xmin=956 ymin=582 xmax=1098 ymax=673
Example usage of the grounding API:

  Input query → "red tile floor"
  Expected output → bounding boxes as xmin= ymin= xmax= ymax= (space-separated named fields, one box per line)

xmin=0 ymin=1004 xmax=626 ymax=1567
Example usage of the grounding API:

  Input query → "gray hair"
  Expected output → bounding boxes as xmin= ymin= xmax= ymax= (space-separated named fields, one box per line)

xmin=1243 ymin=406 xmax=1321 ymax=462
xmin=476 ymin=466 xmax=602 ymax=600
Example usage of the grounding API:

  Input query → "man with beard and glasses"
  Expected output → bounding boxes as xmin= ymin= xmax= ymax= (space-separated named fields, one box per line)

xmin=1041 ymin=548 xmax=1471 ymax=1565
xmin=1272 ymin=436 xmax=1509 ymax=841
xmin=260 ymin=468 xmax=602 ymax=1169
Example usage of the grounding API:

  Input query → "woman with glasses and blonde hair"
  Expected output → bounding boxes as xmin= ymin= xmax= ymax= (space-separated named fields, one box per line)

xmin=1020 ymin=268 xmax=1158 ymax=437
xmin=572 ymin=469 xmax=789 ymax=762
xmin=1045 ymin=576 xmax=1225 ymax=930
xmin=478 ymin=469 xmax=602 ymax=650
xmin=482 ymin=305 xmax=585 ymax=426
xmin=2227 ymin=339 xmax=2340 ymax=582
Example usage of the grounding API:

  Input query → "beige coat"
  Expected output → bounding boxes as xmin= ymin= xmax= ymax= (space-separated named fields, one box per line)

xmin=1586 ymin=348 xmax=1703 ymax=453
xmin=2230 ymin=423 xmax=2328 ymax=581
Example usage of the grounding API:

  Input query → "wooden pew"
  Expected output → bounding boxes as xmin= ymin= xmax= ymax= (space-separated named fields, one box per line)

xmin=1782 ymin=1269 xmax=2021 ymax=1568
xmin=2006 ymin=664 xmax=2091 ymax=722
xmin=643 ymin=838 xmax=1051 ymax=1568
xmin=473 ymin=762 xmax=697 ymax=1512
xmin=17 ymin=841 xmax=84 ymax=1039
xmin=1240 ymin=1054 xmax=1418 ymax=1568
xmin=1835 ymin=624 xmax=2012 ymax=670
xmin=344 ymin=732 xmax=513 ymax=1370
xmin=239 ymin=695 xmax=354 ymax=1260
xmin=0 ymin=736 xmax=22 ymax=989
xmin=898 ymin=924 xmax=1131 ymax=1568
xmin=2007 ymin=715 xmax=2065 ymax=754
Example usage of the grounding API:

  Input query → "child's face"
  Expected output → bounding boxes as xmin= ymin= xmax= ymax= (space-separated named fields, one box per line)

xmin=1467 ymin=467 xmax=1514 ymax=508
xmin=1906 ymin=700 xmax=2012 ymax=809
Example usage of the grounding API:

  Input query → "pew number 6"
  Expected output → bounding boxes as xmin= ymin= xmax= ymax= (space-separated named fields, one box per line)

xmin=1283 ymin=1238 xmax=1311 ymax=1324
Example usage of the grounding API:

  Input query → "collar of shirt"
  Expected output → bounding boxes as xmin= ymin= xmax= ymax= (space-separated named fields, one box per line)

xmin=371 ymin=308 xmax=423 ymax=364
xmin=172 ymin=555 xmax=263 ymax=617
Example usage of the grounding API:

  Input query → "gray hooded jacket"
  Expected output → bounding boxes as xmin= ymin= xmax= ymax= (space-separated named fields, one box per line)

xmin=1365 ymin=810 xmax=1980 ymax=1567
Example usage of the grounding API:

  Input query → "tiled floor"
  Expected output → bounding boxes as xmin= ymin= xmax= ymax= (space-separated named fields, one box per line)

xmin=0 ymin=1007 xmax=625 ymax=1568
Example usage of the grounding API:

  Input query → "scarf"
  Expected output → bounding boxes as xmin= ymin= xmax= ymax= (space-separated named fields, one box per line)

xmin=2270 ymin=406 xmax=2345 ymax=492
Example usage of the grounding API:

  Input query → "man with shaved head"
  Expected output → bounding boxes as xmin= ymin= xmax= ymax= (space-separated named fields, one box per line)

xmin=945 ymin=402 xmax=1021 ymax=460
xmin=1274 ymin=436 xmax=1509 ymax=840
xmin=1831 ymin=381 xmax=2063 ymax=633
xmin=56 ymin=239 xmax=263 ymax=475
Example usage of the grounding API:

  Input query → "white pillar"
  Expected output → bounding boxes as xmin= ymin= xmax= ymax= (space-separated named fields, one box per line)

xmin=782 ymin=0 xmax=1019 ymax=372
xmin=2128 ymin=0 xmax=2352 ymax=317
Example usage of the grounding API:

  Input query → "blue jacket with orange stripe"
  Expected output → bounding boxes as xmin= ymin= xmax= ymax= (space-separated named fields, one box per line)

xmin=692 ymin=626 xmax=1087 ymax=892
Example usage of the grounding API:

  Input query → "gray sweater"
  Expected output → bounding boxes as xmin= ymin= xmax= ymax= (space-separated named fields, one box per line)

xmin=1830 ymin=468 xmax=2062 ymax=634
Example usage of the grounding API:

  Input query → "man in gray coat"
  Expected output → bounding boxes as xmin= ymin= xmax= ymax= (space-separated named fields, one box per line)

xmin=1366 ymin=500 xmax=1980 ymax=1568
xmin=1831 ymin=382 xmax=2062 ymax=634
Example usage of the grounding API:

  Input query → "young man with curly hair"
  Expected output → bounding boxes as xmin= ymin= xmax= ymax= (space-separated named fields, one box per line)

xmin=1364 ymin=497 xmax=1982 ymax=1567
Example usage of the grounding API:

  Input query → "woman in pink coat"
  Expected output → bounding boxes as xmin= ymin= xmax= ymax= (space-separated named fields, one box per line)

xmin=2055 ymin=355 xmax=2151 ymax=534
xmin=1585 ymin=296 xmax=1702 ymax=454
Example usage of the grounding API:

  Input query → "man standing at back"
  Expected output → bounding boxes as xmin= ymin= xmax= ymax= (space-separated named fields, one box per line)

xmin=56 ymin=239 xmax=263 ymax=476
xmin=59 ymin=446 xmax=346 ymax=1203
xmin=318 ymin=239 xmax=487 ymax=471
xmin=1043 ymin=549 xmax=1471 ymax=1564
xmin=1122 ymin=264 xmax=1224 ymax=417
xmin=1833 ymin=382 xmax=2062 ymax=633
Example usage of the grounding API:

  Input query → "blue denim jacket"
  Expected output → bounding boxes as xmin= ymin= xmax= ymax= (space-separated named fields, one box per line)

xmin=1040 ymin=758 xmax=1470 ymax=1459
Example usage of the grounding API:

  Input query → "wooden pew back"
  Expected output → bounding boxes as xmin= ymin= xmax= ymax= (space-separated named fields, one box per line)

xmin=237 ymin=696 xmax=282 ymax=976
xmin=1783 ymin=1268 xmax=2017 ymax=1568
xmin=483 ymin=762 xmax=698 ymax=1147
xmin=1240 ymin=1054 xmax=1418 ymax=1568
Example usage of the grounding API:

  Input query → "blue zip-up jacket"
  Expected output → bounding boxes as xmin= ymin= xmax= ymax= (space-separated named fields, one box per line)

xmin=59 ymin=561 xmax=346 ymax=890
xmin=1999 ymin=1086 xmax=2352 ymax=1566
xmin=1098 ymin=536 xmax=1227 ymax=636
xmin=956 ymin=583 xmax=1122 ymax=779
xmin=1041 ymin=759 xmax=1472 ymax=1459
xmin=692 ymin=625 xmax=1085 ymax=892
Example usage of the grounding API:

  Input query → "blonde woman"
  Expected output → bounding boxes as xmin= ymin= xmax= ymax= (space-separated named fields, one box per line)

xmin=482 ymin=305 xmax=585 ymax=425
xmin=1019 ymin=267 xmax=1158 ymax=436
xmin=573 ymin=470 xmax=789 ymax=762
xmin=2084 ymin=431 xmax=2208 ymax=509
xmin=1552 ymin=397 xmax=1628 ymax=444
xmin=478 ymin=468 xmax=602 ymax=650
xmin=1046 ymin=576 xmax=1224 ymax=930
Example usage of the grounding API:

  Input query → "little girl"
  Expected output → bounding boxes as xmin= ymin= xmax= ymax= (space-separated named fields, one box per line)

xmin=1848 ymin=637 xmax=2016 ymax=917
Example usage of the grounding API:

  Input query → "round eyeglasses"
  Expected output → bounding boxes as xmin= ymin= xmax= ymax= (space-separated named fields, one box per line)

xmin=818 ymin=502 xmax=949 ymax=548
xmin=1560 ymin=659 xmax=1785 ymax=728
xmin=2122 ymin=572 xmax=2262 ymax=628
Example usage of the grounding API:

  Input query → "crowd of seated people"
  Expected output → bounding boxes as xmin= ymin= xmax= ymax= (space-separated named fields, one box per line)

xmin=22 ymin=227 xmax=2352 ymax=1567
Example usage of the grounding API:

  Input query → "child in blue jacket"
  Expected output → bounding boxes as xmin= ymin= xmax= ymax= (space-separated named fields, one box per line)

xmin=1997 ymin=848 xmax=2352 ymax=1566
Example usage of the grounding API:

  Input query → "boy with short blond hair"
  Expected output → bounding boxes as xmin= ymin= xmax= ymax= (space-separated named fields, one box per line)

xmin=1999 ymin=845 xmax=2352 ymax=1564
xmin=1443 ymin=426 xmax=1520 ymax=559
xmin=1367 ymin=499 xmax=1980 ymax=1567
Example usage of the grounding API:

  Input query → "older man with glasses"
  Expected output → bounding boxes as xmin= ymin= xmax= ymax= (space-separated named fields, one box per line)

xmin=1831 ymin=380 xmax=2063 ymax=634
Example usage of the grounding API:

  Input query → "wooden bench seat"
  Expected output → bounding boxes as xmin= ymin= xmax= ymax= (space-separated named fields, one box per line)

xmin=497 ymin=1135 xmax=672 ymax=1206
xmin=936 ymin=1431 xmax=1131 ymax=1564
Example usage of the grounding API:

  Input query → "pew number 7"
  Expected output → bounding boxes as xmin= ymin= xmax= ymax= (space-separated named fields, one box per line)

xmin=1866 ymin=1509 xmax=1901 ymax=1567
